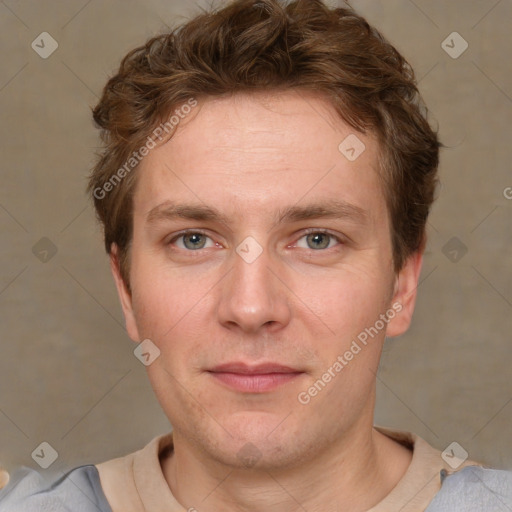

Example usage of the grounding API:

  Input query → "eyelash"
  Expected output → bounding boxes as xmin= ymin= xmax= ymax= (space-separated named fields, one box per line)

xmin=297 ymin=228 xmax=345 ymax=249
xmin=167 ymin=228 xmax=345 ymax=252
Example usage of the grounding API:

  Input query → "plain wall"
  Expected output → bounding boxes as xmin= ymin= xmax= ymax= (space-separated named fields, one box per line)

xmin=0 ymin=0 xmax=511 ymax=479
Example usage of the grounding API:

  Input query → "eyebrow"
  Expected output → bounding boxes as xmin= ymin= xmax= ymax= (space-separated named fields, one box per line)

xmin=146 ymin=199 xmax=368 ymax=228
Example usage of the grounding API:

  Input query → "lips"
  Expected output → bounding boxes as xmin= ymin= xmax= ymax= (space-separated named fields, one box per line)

xmin=207 ymin=362 xmax=304 ymax=392
xmin=209 ymin=362 xmax=301 ymax=374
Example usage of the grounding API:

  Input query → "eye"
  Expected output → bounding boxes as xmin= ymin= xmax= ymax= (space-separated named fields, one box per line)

xmin=295 ymin=230 xmax=343 ymax=250
xmin=169 ymin=230 xmax=216 ymax=250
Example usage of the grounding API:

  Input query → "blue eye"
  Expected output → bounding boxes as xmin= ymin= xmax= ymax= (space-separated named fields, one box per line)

xmin=296 ymin=231 xmax=342 ymax=250
xmin=167 ymin=229 xmax=344 ymax=252
xmin=171 ymin=231 xmax=215 ymax=250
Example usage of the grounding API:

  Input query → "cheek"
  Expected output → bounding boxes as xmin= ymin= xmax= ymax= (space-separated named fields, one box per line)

xmin=295 ymin=265 xmax=392 ymax=335
xmin=129 ymin=264 xmax=214 ymax=357
xmin=129 ymin=247 xmax=185 ymax=325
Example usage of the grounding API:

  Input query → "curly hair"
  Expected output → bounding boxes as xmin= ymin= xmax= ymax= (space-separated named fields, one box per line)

xmin=88 ymin=0 xmax=440 ymax=290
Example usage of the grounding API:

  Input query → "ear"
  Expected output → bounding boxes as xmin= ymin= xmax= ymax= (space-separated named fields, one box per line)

xmin=385 ymin=249 xmax=424 ymax=338
xmin=110 ymin=244 xmax=141 ymax=342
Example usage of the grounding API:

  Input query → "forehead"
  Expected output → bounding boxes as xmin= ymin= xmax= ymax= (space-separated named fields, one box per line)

xmin=134 ymin=90 xmax=386 ymax=224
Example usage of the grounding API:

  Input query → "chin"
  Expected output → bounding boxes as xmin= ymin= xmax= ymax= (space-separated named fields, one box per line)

xmin=201 ymin=413 xmax=313 ymax=470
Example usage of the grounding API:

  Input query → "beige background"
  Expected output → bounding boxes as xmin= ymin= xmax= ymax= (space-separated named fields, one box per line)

xmin=0 ymin=0 xmax=511 ymax=480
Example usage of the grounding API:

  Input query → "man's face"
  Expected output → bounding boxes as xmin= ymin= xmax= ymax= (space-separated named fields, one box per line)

xmin=112 ymin=90 xmax=421 ymax=469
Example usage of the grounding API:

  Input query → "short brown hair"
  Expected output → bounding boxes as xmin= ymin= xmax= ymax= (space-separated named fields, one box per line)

xmin=88 ymin=0 xmax=440 ymax=289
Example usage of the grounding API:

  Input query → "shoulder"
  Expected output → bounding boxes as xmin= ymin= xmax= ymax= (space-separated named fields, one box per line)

xmin=0 ymin=464 xmax=111 ymax=511
xmin=426 ymin=465 xmax=512 ymax=511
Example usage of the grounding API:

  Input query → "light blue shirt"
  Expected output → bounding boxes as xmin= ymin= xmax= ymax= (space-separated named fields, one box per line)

xmin=1 ymin=463 xmax=512 ymax=511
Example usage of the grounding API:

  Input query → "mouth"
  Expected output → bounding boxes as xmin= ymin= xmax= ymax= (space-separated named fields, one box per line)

xmin=207 ymin=362 xmax=304 ymax=393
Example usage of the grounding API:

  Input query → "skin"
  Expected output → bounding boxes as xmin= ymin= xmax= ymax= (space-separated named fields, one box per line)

xmin=110 ymin=89 xmax=424 ymax=512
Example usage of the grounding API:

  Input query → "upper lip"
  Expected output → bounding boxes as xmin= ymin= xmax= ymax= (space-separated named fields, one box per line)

xmin=208 ymin=362 xmax=302 ymax=374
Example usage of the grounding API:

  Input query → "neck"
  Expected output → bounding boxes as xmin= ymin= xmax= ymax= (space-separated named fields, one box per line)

xmin=161 ymin=417 xmax=412 ymax=512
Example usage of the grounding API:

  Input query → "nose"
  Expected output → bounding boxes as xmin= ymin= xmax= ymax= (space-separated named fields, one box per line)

xmin=216 ymin=238 xmax=292 ymax=334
